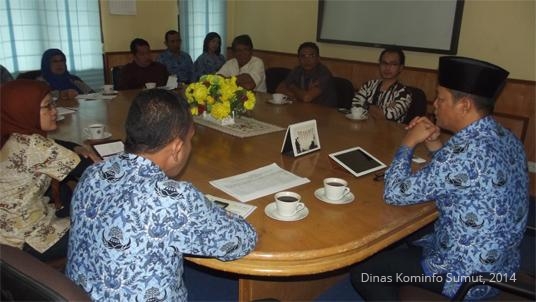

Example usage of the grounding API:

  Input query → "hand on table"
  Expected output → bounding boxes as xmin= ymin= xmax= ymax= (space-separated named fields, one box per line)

xmin=59 ymin=89 xmax=79 ymax=100
xmin=73 ymin=145 xmax=102 ymax=163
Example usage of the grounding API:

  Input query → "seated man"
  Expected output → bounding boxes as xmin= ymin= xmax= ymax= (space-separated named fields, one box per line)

xmin=217 ymin=34 xmax=266 ymax=92
xmin=351 ymin=56 xmax=528 ymax=301
xmin=117 ymin=38 xmax=169 ymax=90
xmin=352 ymin=46 xmax=412 ymax=123
xmin=156 ymin=30 xmax=194 ymax=84
xmin=276 ymin=42 xmax=336 ymax=107
xmin=66 ymin=89 xmax=257 ymax=301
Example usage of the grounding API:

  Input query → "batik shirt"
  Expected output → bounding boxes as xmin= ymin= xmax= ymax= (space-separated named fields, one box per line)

xmin=0 ymin=134 xmax=79 ymax=252
xmin=66 ymin=153 xmax=257 ymax=301
xmin=384 ymin=116 xmax=528 ymax=300
xmin=283 ymin=63 xmax=337 ymax=107
xmin=352 ymin=79 xmax=411 ymax=123
xmin=156 ymin=50 xmax=194 ymax=84
xmin=193 ymin=52 xmax=226 ymax=81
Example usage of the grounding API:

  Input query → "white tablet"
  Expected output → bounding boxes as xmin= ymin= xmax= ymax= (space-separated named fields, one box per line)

xmin=329 ymin=146 xmax=387 ymax=177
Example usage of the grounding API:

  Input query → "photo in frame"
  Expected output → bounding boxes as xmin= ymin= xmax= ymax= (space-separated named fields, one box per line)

xmin=281 ymin=119 xmax=321 ymax=157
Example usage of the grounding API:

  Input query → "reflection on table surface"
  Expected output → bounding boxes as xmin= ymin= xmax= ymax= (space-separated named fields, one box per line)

xmin=50 ymin=90 xmax=439 ymax=300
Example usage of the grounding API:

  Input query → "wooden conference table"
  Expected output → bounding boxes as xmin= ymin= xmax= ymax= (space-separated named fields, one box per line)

xmin=51 ymin=90 xmax=438 ymax=301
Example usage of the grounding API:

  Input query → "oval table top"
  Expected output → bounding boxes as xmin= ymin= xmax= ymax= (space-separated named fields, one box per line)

xmin=50 ymin=90 xmax=438 ymax=277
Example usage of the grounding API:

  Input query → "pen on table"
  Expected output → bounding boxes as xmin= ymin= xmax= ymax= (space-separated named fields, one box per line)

xmin=373 ymin=172 xmax=385 ymax=181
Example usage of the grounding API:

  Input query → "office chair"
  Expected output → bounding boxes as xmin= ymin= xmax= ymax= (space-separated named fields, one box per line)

xmin=400 ymin=197 xmax=535 ymax=301
xmin=0 ymin=244 xmax=90 ymax=301
xmin=111 ymin=65 xmax=123 ymax=90
xmin=403 ymin=86 xmax=428 ymax=124
xmin=265 ymin=67 xmax=291 ymax=93
xmin=332 ymin=76 xmax=355 ymax=109
xmin=16 ymin=70 xmax=41 ymax=80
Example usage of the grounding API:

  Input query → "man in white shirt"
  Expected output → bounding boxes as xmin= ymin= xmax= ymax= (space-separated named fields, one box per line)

xmin=217 ymin=34 xmax=267 ymax=92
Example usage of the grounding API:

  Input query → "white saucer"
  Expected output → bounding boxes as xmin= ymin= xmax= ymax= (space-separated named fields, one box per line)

xmin=56 ymin=115 xmax=65 ymax=121
xmin=86 ymin=132 xmax=112 ymax=140
xmin=102 ymin=90 xmax=118 ymax=95
xmin=267 ymin=99 xmax=290 ymax=105
xmin=314 ymin=188 xmax=355 ymax=204
xmin=264 ymin=202 xmax=309 ymax=221
xmin=345 ymin=113 xmax=368 ymax=121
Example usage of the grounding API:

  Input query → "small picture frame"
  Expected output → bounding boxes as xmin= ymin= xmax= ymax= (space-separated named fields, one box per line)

xmin=281 ymin=119 xmax=321 ymax=157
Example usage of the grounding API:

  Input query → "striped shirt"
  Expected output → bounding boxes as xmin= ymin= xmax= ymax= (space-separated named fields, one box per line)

xmin=352 ymin=79 xmax=411 ymax=123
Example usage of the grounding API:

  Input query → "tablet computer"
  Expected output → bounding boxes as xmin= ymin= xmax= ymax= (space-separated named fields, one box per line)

xmin=328 ymin=146 xmax=387 ymax=177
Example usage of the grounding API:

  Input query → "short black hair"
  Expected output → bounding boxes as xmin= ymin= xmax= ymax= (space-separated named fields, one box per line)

xmin=379 ymin=46 xmax=405 ymax=66
xmin=297 ymin=42 xmax=319 ymax=56
xmin=232 ymin=34 xmax=253 ymax=50
xmin=164 ymin=30 xmax=179 ymax=42
xmin=124 ymin=89 xmax=193 ymax=154
xmin=203 ymin=32 xmax=222 ymax=55
xmin=130 ymin=38 xmax=150 ymax=54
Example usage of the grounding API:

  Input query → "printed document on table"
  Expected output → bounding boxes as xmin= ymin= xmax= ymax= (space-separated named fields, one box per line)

xmin=209 ymin=163 xmax=310 ymax=202
xmin=205 ymin=194 xmax=256 ymax=218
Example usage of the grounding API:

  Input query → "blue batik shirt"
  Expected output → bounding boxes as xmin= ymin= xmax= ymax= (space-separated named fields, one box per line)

xmin=384 ymin=116 xmax=528 ymax=300
xmin=193 ymin=52 xmax=226 ymax=81
xmin=66 ymin=153 xmax=257 ymax=301
xmin=156 ymin=50 xmax=194 ymax=84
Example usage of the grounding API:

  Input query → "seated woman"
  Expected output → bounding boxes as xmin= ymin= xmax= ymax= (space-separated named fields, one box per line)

xmin=193 ymin=32 xmax=226 ymax=81
xmin=38 ymin=48 xmax=94 ymax=99
xmin=0 ymin=80 xmax=97 ymax=261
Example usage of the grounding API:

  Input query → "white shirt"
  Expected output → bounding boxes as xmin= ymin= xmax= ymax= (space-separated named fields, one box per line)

xmin=217 ymin=56 xmax=267 ymax=92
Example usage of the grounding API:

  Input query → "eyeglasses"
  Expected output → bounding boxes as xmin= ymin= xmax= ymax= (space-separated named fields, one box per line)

xmin=380 ymin=61 xmax=400 ymax=67
xmin=40 ymin=101 xmax=57 ymax=110
xmin=299 ymin=53 xmax=317 ymax=59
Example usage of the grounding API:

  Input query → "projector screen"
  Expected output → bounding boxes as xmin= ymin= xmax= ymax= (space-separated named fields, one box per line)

xmin=317 ymin=0 xmax=464 ymax=54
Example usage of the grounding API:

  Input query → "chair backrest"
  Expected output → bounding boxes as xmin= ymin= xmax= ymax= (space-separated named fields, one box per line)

xmin=403 ymin=86 xmax=428 ymax=124
xmin=0 ymin=244 xmax=90 ymax=301
xmin=265 ymin=67 xmax=291 ymax=93
xmin=332 ymin=77 xmax=355 ymax=109
xmin=16 ymin=70 xmax=41 ymax=80
xmin=111 ymin=65 xmax=123 ymax=90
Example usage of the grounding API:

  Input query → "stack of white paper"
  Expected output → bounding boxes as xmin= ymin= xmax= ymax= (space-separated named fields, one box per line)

xmin=209 ymin=163 xmax=310 ymax=202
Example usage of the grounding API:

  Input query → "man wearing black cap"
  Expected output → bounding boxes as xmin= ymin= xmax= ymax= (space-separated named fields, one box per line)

xmin=350 ymin=56 xmax=528 ymax=300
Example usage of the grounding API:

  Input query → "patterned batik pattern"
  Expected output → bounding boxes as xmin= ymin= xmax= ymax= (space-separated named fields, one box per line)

xmin=384 ymin=116 xmax=529 ymax=300
xmin=0 ymin=134 xmax=79 ymax=252
xmin=156 ymin=50 xmax=194 ymax=84
xmin=66 ymin=153 xmax=257 ymax=301
xmin=352 ymin=79 xmax=412 ymax=123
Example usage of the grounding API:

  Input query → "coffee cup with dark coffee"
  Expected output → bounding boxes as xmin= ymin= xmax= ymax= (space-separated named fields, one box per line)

xmin=274 ymin=191 xmax=305 ymax=217
xmin=323 ymin=177 xmax=350 ymax=201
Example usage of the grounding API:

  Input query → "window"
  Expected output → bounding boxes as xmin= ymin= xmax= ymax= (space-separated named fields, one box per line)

xmin=179 ymin=0 xmax=226 ymax=62
xmin=0 ymin=0 xmax=103 ymax=89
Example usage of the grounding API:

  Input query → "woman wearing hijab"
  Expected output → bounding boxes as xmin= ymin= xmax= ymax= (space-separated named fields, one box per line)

xmin=0 ymin=80 xmax=86 ymax=261
xmin=38 ymin=48 xmax=94 ymax=99
xmin=193 ymin=32 xmax=226 ymax=81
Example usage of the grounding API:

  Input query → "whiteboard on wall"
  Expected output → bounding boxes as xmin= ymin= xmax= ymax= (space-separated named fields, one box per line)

xmin=317 ymin=0 xmax=464 ymax=54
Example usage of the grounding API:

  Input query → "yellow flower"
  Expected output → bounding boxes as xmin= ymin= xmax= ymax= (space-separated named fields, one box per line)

xmin=193 ymin=83 xmax=208 ymax=103
xmin=190 ymin=106 xmax=198 ymax=116
xmin=211 ymin=102 xmax=231 ymax=119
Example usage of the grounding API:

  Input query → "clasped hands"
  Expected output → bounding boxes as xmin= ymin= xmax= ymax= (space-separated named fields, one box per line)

xmin=402 ymin=116 xmax=442 ymax=152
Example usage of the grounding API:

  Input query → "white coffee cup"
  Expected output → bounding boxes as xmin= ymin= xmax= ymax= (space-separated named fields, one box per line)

xmin=323 ymin=177 xmax=351 ymax=201
xmin=272 ymin=93 xmax=288 ymax=103
xmin=275 ymin=191 xmax=305 ymax=217
xmin=351 ymin=106 xmax=368 ymax=119
xmin=145 ymin=82 xmax=156 ymax=89
xmin=83 ymin=123 xmax=106 ymax=140
xmin=103 ymin=84 xmax=114 ymax=94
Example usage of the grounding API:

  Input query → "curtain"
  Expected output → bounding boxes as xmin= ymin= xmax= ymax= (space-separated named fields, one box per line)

xmin=0 ymin=0 xmax=103 ymax=90
xmin=179 ymin=0 xmax=226 ymax=62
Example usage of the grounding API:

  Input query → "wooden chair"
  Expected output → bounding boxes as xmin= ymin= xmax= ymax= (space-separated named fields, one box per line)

xmin=265 ymin=67 xmax=291 ymax=93
xmin=0 ymin=244 xmax=90 ymax=301
xmin=332 ymin=76 xmax=355 ymax=109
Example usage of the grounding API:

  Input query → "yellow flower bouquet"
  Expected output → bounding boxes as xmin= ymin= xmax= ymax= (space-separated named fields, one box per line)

xmin=184 ymin=74 xmax=256 ymax=124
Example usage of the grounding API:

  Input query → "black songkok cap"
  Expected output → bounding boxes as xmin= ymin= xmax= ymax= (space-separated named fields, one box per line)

xmin=438 ymin=56 xmax=509 ymax=99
